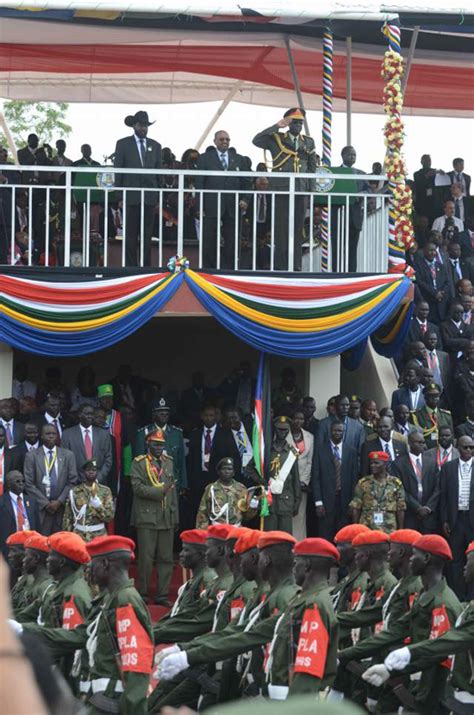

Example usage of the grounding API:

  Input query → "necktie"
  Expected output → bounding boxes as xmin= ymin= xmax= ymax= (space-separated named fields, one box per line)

xmin=48 ymin=450 xmax=58 ymax=498
xmin=384 ymin=442 xmax=392 ymax=460
xmin=114 ymin=209 xmax=122 ymax=229
xmin=420 ymin=322 xmax=427 ymax=334
xmin=4 ymin=422 xmax=13 ymax=446
xmin=84 ymin=429 xmax=93 ymax=460
xmin=17 ymin=382 xmax=24 ymax=399
xmin=16 ymin=495 xmax=25 ymax=530
xmin=455 ymin=201 xmax=461 ymax=219
xmin=257 ymin=194 xmax=266 ymax=222
xmin=220 ymin=153 xmax=228 ymax=170
xmin=139 ymin=138 xmax=146 ymax=166
xmin=333 ymin=445 xmax=341 ymax=492
xmin=236 ymin=430 xmax=246 ymax=456
xmin=204 ymin=429 xmax=212 ymax=454
xmin=429 ymin=262 xmax=437 ymax=286
xmin=457 ymin=173 xmax=462 ymax=182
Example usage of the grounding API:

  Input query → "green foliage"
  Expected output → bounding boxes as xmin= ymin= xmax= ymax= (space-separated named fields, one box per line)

xmin=1 ymin=100 xmax=72 ymax=148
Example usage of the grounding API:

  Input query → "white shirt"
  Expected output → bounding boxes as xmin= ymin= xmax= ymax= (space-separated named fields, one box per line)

xmin=9 ymin=491 xmax=30 ymax=530
xmin=409 ymin=452 xmax=423 ymax=495
xmin=12 ymin=378 xmax=37 ymax=400
xmin=201 ymin=424 xmax=217 ymax=471
xmin=408 ymin=386 xmax=422 ymax=410
xmin=80 ymin=424 xmax=93 ymax=447
xmin=458 ymin=458 xmax=472 ymax=510
xmin=25 ymin=441 xmax=39 ymax=452
xmin=432 ymin=214 xmax=464 ymax=233
xmin=44 ymin=412 xmax=62 ymax=437
xmin=134 ymin=134 xmax=147 ymax=165
xmin=217 ymin=150 xmax=229 ymax=168
xmin=380 ymin=438 xmax=394 ymax=461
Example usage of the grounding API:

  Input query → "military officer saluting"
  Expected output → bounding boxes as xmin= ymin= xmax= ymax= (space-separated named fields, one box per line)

xmin=253 ymin=108 xmax=317 ymax=270
xmin=410 ymin=382 xmax=454 ymax=449
xmin=196 ymin=457 xmax=249 ymax=528
xmin=350 ymin=451 xmax=406 ymax=534
xmin=131 ymin=428 xmax=178 ymax=606
xmin=63 ymin=459 xmax=115 ymax=541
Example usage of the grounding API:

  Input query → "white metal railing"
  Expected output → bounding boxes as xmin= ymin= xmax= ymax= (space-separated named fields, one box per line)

xmin=0 ymin=164 xmax=390 ymax=273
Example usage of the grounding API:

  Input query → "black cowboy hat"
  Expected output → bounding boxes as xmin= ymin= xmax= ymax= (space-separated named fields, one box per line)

xmin=124 ymin=110 xmax=155 ymax=127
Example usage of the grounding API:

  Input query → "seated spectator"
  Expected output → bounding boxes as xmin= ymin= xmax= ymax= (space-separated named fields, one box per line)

xmin=391 ymin=363 xmax=426 ymax=412
xmin=413 ymin=241 xmax=452 ymax=324
xmin=432 ymin=199 xmax=464 ymax=234
xmin=287 ymin=410 xmax=314 ymax=540
xmin=11 ymin=362 xmax=37 ymax=402
xmin=360 ymin=415 xmax=408 ymax=475
xmin=392 ymin=430 xmax=440 ymax=533
xmin=195 ymin=456 xmax=248 ymax=529
xmin=62 ymin=458 xmax=114 ymax=541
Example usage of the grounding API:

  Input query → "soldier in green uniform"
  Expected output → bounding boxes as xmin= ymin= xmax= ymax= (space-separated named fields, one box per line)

xmin=252 ymin=107 xmax=317 ymax=270
xmin=377 ymin=540 xmax=474 ymax=713
xmin=130 ymin=427 xmax=178 ymax=606
xmin=63 ymin=459 xmax=115 ymax=541
xmin=248 ymin=416 xmax=301 ymax=534
xmin=350 ymin=450 xmax=406 ymax=534
xmin=6 ymin=530 xmax=37 ymax=612
xmin=362 ymin=534 xmax=463 ymax=715
xmin=410 ymin=382 xmax=454 ymax=449
xmin=15 ymin=532 xmax=54 ymax=623
xmin=196 ymin=457 xmax=249 ymax=528
xmin=134 ymin=397 xmax=187 ymax=490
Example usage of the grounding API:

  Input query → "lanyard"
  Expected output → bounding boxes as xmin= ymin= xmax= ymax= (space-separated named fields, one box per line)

xmin=44 ymin=451 xmax=57 ymax=474
xmin=436 ymin=448 xmax=450 ymax=470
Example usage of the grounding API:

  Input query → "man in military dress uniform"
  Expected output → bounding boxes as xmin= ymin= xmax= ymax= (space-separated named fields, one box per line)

xmin=134 ymin=397 xmax=187 ymax=490
xmin=196 ymin=457 xmax=249 ymax=528
xmin=253 ymin=108 xmax=317 ymax=270
xmin=350 ymin=451 xmax=406 ymax=534
xmin=411 ymin=382 xmax=454 ymax=449
xmin=130 ymin=428 xmax=178 ymax=606
xmin=63 ymin=459 xmax=115 ymax=541
xmin=249 ymin=416 xmax=301 ymax=534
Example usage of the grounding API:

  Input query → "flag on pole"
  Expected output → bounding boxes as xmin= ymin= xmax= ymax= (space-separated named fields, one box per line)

xmin=252 ymin=352 xmax=272 ymax=518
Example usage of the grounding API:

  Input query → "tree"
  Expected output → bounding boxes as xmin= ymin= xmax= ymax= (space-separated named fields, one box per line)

xmin=0 ymin=100 xmax=72 ymax=149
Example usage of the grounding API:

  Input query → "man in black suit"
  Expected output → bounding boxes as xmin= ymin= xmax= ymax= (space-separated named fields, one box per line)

xmin=406 ymin=300 xmax=443 ymax=347
xmin=440 ymin=435 xmax=474 ymax=598
xmin=8 ymin=422 xmax=40 ymax=474
xmin=414 ymin=242 xmax=453 ymax=323
xmin=360 ymin=415 xmax=407 ymax=476
xmin=302 ymin=396 xmax=319 ymax=438
xmin=187 ymin=405 xmax=221 ymax=521
xmin=0 ymin=425 xmax=20 ymax=492
xmin=413 ymin=154 xmax=437 ymax=221
xmin=446 ymin=242 xmax=473 ymax=289
xmin=422 ymin=331 xmax=451 ymax=402
xmin=440 ymin=301 xmax=474 ymax=364
xmin=448 ymin=157 xmax=471 ymax=197
xmin=113 ymin=110 xmax=162 ymax=267
xmin=317 ymin=394 xmax=365 ymax=453
xmin=0 ymin=470 xmax=40 ymax=558
xmin=391 ymin=363 xmax=426 ymax=412
xmin=455 ymin=394 xmax=474 ymax=440
xmin=449 ymin=182 xmax=470 ymax=224
xmin=392 ymin=430 xmax=440 ymax=534
xmin=195 ymin=130 xmax=251 ymax=269
xmin=208 ymin=406 xmax=253 ymax=485
xmin=178 ymin=372 xmax=214 ymax=430
xmin=0 ymin=398 xmax=24 ymax=448
xmin=312 ymin=420 xmax=359 ymax=540
xmin=35 ymin=392 xmax=72 ymax=443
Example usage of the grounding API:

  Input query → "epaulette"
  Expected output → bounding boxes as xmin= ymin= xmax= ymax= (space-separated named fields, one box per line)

xmin=170 ymin=424 xmax=183 ymax=432
xmin=163 ymin=453 xmax=174 ymax=461
xmin=134 ymin=455 xmax=146 ymax=462
xmin=390 ymin=476 xmax=403 ymax=486
xmin=359 ymin=477 xmax=370 ymax=484
xmin=439 ymin=409 xmax=452 ymax=415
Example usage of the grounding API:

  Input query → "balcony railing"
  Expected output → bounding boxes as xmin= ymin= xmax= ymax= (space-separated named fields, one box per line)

xmin=0 ymin=164 xmax=390 ymax=273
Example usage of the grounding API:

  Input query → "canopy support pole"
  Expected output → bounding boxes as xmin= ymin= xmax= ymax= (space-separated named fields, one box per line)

xmin=401 ymin=25 xmax=419 ymax=93
xmin=194 ymin=80 xmax=245 ymax=151
xmin=284 ymin=35 xmax=310 ymax=135
xmin=346 ymin=36 xmax=352 ymax=146
xmin=0 ymin=111 xmax=18 ymax=162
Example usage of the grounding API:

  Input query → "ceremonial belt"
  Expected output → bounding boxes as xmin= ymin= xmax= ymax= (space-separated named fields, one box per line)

xmin=76 ymin=523 xmax=105 ymax=533
xmin=269 ymin=452 xmax=297 ymax=495
xmin=268 ymin=684 xmax=289 ymax=700
xmin=91 ymin=678 xmax=124 ymax=694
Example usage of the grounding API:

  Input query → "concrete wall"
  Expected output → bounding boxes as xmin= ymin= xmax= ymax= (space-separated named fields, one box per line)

xmin=341 ymin=342 xmax=398 ymax=409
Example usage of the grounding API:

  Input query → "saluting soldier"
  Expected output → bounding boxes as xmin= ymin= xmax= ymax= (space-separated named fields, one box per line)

xmin=253 ymin=108 xmax=317 ymax=270
xmin=196 ymin=457 xmax=249 ymax=528
xmin=63 ymin=459 xmax=115 ymax=541
xmin=350 ymin=451 xmax=406 ymax=534
xmin=249 ymin=416 xmax=301 ymax=534
xmin=15 ymin=532 xmax=54 ymax=623
xmin=130 ymin=428 xmax=178 ymax=606
xmin=6 ymin=530 xmax=37 ymax=612
xmin=410 ymin=383 xmax=454 ymax=449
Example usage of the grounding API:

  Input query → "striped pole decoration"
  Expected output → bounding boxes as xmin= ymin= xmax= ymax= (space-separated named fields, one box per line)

xmin=320 ymin=26 xmax=333 ymax=272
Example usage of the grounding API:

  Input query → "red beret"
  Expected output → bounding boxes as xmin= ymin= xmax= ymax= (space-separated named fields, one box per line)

xmin=353 ymin=530 xmax=390 ymax=547
xmin=294 ymin=538 xmax=340 ymax=561
xmin=181 ymin=529 xmax=208 ymax=545
xmin=86 ymin=535 xmax=135 ymax=560
xmin=6 ymin=530 xmax=39 ymax=547
xmin=258 ymin=531 xmax=297 ymax=550
xmin=413 ymin=534 xmax=453 ymax=561
xmin=146 ymin=428 xmax=166 ymax=443
xmin=390 ymin=529 xmax=422 ymax=546
xmin=234 ymin=530 xmax=262 ymax=555
xmin=25 ymin=533 xmax=49 ymax=553
xmin=334 ymin=524 xmax=370 ymax=544
xmin=227 ymin=526 xmax=252 ymax=541
xmin=368 ymin=451 xmax=390 ymax=462
xmin=466 ymin=541 xmax=474 ymax=556
xmin=49 ymin=532 xmax=90 ymax=564
xmin=207 ymin=524 xmax=236 ymax=541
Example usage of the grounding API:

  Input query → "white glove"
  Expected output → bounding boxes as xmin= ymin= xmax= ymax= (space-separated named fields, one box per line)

xmin=153 ymin=644 xmax=181 ymax=671
xmin=384 ymin=646 xmax=411 ymax=672
xmin=158 ymin=651 xmax=189 ymax=680
xmin=89 ymin=496 xmax=102 ymax=508
xmin=362 ymin=664 xmax=390 ymax=688
xmin=8 ymin=619 xmax=23 ymax=635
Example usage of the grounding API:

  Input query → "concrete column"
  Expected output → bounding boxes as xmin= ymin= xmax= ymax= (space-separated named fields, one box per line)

xmin=305 ymin=355 xmax=341 ymax=419
xmin=340 ymin=342 xmax=398 ymax=408
xmin=0 ymin=342 xmax=13 ymax=398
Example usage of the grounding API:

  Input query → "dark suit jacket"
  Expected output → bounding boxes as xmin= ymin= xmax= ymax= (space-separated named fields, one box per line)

xmin=447 ymin=257 xmax=474 ymax=288
xmin=440 ymin=458 xmax=474 ymax=530
xmin=305 ymin=417 xmax=320 ymax=439
xmin=8 ymin=442 xmax=39 ymax=474
xmin=311 ymin=442 xmax=359 ymax=514
xmin=187 ymin=425 xmax=221 ymax=500
xmin=360 ymin=436 xmax=408 ymax=477
xmin=391 ymin=387 xmax=426 ymax=412
xmin=61 ymin=425 xmax=113 ymax=484
xmin=35 ymin=413 xmax=74 ymax=441
xmin=448 ymin=171 xmax=471 ymax=196
xmin=413 ymin=255 xmax=453 ymax=323
xmin=243 ymin=192 xmax=273 ymax=238
xmin=208 ymin=420 xmax=253 ymax=484
xmin=0 ymin=492 xmax=40 ymax=557
xmin=392 ymin=453 xmax=440 ymax=532
xmin=455 ymin=421 xmax=474 ymax=440
xmin=440 ymin=319 xmax=474 ymax=357
xmin=113 ymin=135 xmax=162 ymax=205
xmin=1 ymin=446 xmax=22 ymax=476
xmin=1 ymin=419 xmax=24 ymax=448
xmin=317 ymin=416 xmax=365 ymax=453
xmin=195 ymin=146 xmax=251 ymax=217
xmin=407 ymin=318 xmax=443 ymax=348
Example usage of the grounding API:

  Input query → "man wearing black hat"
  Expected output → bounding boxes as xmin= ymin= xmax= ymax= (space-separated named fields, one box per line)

xmin=114 ymin=110 xmax=162 ymax=267
xmin=253 ymin=109 xmax=317 ymax=270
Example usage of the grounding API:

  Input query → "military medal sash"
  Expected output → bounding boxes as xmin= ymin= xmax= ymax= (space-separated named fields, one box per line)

xmin=269 ymin=451 xmax=297 ymax=495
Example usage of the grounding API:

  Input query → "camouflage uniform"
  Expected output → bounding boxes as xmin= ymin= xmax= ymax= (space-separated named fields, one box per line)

xmin=350 ymin=475 xmax=406 ymax=534
xmin=410 ymin=406 xmax=454 ymax=449
xmin=62 ymin=482 xmax=115 ymax=542
xmin=196 ymin=479 xmax=248 ymax=529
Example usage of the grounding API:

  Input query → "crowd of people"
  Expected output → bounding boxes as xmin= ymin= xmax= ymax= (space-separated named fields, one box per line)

xmin=1 ymin=107 xmax=470 ymax=271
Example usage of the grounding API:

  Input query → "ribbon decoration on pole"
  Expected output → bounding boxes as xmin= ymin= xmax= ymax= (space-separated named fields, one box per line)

xmin=320 ymin=25 xmax=334 ymax=272
xmin=381 ymin=20 xmax=415 ymax=276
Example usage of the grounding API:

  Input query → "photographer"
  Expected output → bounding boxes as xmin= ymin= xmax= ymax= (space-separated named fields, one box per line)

xmin=432 ymin=199 xmax=464 ymax=234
